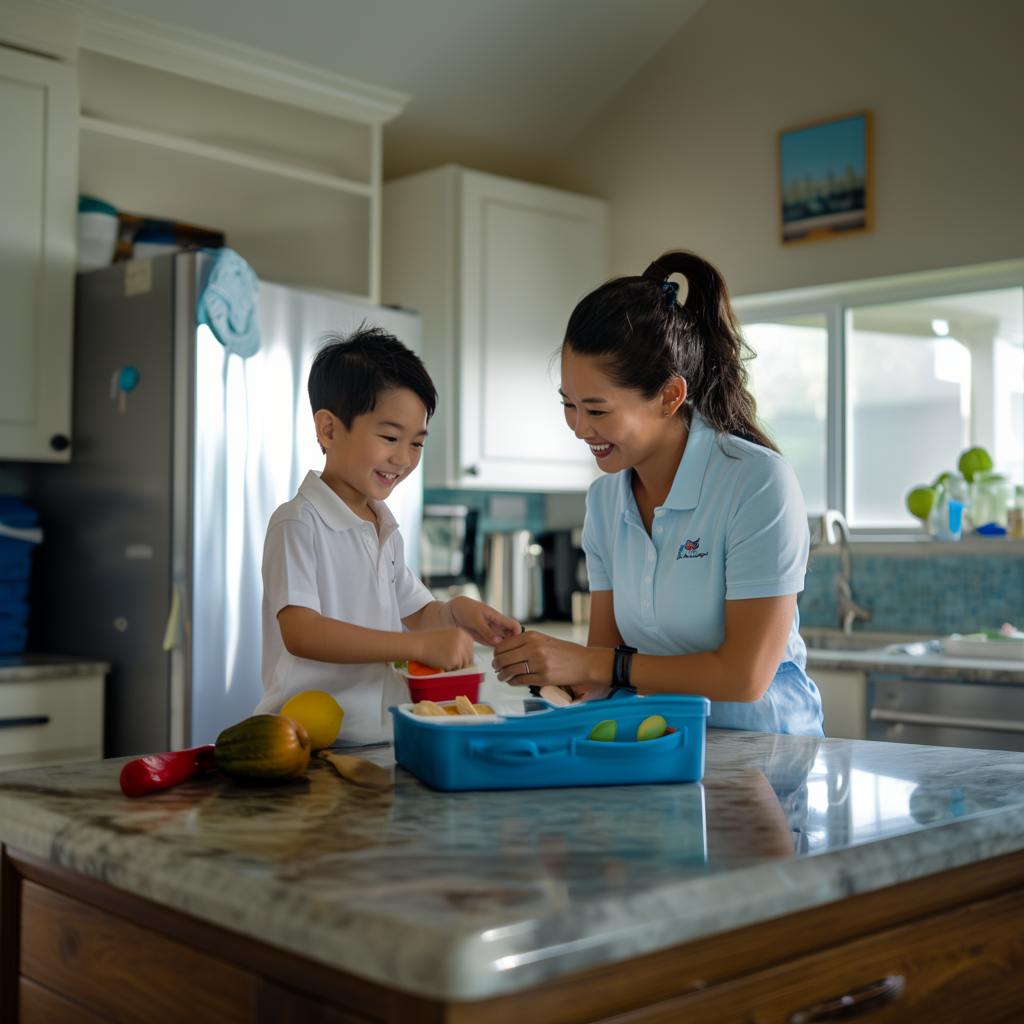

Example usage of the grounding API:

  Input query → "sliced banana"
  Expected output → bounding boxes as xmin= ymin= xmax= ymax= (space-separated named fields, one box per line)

xmin=412 ymin=700 xmax=448 ymax=717
xmin=455 ymin=694 xmax=478 ymax=715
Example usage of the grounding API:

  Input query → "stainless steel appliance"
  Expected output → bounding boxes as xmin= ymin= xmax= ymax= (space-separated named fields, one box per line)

xmin=32 ymin=252 xmax=423 ymax=755
xmin=538 ymin=527 xmax=588 ymax=621
xmin=420 ymin=504 xmax=478 ymax=593
xmin=484 ymin=531 xmax=543 ymax=623
xmin=869 ymin=674 xmax=1024 ymax=753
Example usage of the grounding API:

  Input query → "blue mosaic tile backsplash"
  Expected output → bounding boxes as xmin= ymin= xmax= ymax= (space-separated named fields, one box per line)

xmin=800 ymin=554 xmax=1024 ymax=635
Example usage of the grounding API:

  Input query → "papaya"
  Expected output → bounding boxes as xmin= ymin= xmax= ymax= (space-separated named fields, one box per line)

xmin=407 ymin=660 xmax=443 ymax=676
xmin=214 ymin=714 xmax=311 ymax=782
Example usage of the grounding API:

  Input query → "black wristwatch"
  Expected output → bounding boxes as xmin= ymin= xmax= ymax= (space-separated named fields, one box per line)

xmin=612 ymin=645 xmax=638 ymax=690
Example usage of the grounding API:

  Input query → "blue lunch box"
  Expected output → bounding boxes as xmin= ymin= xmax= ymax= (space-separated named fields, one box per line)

xmin=389 ymin=693 xmax=710 ymax=791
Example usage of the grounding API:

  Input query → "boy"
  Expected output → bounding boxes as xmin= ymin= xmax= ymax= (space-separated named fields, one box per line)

xmin=256 ymin=327 xmax=520 ymax=745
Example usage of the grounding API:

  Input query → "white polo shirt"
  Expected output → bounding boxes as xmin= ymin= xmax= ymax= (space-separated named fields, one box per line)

xmin=256 ymin=470 xmax=433 ymax=745
xmin=582 ymin=410 xmax=822 ymax=736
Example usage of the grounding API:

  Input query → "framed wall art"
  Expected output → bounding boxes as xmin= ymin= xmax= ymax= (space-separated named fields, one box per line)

xmin=779 ymin=110 xmax=874 ymax=245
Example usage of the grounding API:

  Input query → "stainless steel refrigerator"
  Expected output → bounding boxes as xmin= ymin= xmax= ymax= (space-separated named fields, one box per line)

xmin=33 ymin=252 xmax=423 ymax=756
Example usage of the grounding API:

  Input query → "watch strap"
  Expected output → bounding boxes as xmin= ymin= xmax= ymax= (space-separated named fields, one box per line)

xmin=612 ymin=645 xmax=638 ymax=689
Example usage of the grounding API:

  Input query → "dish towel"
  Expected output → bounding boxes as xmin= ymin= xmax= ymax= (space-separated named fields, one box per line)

xmin=0 ymin=498 xmax=42 ymax=655
xmin=197 ymin=248 xmax=260 ymax=359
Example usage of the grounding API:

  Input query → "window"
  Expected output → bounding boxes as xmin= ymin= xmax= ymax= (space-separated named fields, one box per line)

xmin=745 ymin=316 xmax=828 ymax=514
xmin=735 ymin=263 xmax=1024 ymax=532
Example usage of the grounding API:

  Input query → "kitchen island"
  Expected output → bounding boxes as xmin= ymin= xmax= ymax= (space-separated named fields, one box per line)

xmin=3 ymin=731 xmax=1024 ymax=1022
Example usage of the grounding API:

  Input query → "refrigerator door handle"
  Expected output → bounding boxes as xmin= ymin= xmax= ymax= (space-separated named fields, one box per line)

xmin=163 ymin=585 xmax=185 ymax=651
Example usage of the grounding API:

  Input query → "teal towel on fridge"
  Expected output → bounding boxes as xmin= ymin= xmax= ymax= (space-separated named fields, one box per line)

xmin=196 ymin=248 xmax=260 ymax=359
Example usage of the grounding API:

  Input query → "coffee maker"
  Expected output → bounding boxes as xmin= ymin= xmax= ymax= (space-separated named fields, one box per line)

xmin=420 ymin=505 xmax=480 ymax=600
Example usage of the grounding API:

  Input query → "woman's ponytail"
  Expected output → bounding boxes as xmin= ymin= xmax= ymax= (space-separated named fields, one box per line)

xmin=564 ymin=249 xmax=778 ymax=453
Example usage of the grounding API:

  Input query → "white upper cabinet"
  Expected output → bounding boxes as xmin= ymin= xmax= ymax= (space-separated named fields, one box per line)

xmin=72 ymin=6 xmax=409 ymax=303
xmin=0 ymin=45 xmax=77 ymax=462
xmin=0 ymin=3 xmax=407 ymax=462
xmin=383 ymin=166 xmax=608 ymax=491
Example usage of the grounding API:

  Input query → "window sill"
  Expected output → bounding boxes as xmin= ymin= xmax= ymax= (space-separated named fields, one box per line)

xmin=812 ymin=536 xmax=1024 ymax=557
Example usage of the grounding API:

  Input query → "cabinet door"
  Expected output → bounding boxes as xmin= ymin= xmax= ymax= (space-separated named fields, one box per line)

xmin=459 ymin=171 xmax=607 ymax=491
xmin=812 ymin=667 xmax=867 ymax=739
xmin=0 ymin=46 xmax=77 ymax=461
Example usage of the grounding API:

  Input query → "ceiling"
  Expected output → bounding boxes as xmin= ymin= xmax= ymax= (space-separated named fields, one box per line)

xmin=83 ymin=0 xmax=708 ymax=180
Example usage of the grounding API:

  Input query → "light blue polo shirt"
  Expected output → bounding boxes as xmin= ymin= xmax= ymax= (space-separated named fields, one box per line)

xmin=582 ymin=410 xmax=823 ymax=737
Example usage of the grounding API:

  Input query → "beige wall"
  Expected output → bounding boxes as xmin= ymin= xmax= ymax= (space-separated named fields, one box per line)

xmin=544 ymin=0 xmax=1023 ymax=297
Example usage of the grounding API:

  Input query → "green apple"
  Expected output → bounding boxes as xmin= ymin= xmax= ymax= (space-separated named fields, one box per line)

xmin=959 ymin=447 xmax=993 ymax=482
xmin=906 ymin=486 xmax=938 ymax=521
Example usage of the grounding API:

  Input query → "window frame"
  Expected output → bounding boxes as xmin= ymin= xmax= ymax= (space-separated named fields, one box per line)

xmin=732 ymin=258 xmax=1024 ymax=537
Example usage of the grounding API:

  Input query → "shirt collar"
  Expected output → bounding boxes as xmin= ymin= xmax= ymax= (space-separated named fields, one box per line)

xmin=615 ymin=410 xmax=716 ymax=519
xmin=663 ymin=410 xmax=715 ymax=511
xmin=298 ymin=470 xmax=399 ymax=537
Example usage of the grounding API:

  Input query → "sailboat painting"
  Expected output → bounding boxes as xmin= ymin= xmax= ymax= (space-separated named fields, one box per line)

xmin=779 ymin=111 xmax=874 ymax=245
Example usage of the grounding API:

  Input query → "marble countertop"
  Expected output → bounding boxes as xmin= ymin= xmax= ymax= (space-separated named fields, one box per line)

xmin=805 ymin=646 xmax=1024 ymax=682
xmin=0 ymin=653 xmax=111 ymax=682
xmin=2 ymin=732 xmax=1024 ymax=1000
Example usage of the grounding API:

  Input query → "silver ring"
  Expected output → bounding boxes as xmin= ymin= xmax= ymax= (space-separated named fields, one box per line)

xmin=524 ymin=661 xmax=530 ymax=675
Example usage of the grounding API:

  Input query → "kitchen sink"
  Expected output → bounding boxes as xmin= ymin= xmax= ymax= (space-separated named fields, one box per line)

xmin=801 ymin=628 xmax=938 ymax=653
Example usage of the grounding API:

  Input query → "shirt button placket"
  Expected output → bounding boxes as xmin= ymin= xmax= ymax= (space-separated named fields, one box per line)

xmin=643 ymin=545 xmax=656 ymax=623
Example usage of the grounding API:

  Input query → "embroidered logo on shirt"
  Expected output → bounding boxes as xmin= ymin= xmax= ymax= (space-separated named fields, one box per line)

xmin=677 ymin=538 xmax=707 ymax=559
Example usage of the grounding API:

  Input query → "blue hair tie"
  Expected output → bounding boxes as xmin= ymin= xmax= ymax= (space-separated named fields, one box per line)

xmin=662 ymin=281 xmax=679 ymax=309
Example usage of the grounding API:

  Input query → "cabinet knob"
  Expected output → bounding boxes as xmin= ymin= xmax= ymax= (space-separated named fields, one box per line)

xmin=50 ymin=434 xmax=70 ymax=451
xmin=789 ymin=975 xmax=905 ymax=1022
xmin=464 ymin=465 xmax=479 ymax=476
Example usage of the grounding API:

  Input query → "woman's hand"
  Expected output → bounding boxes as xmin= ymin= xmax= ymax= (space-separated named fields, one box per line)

xmin=448 ymin=596 xmax=522 ymax=646
xmin=491 ymin=630 xmax=613 ymax=688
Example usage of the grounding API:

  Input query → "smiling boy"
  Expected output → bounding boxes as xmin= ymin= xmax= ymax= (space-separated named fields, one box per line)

xmin=256 ymin=327 xmax=520 ymax=745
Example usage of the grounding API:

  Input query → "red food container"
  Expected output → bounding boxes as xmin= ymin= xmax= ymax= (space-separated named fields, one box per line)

xmin=397 ymin=664 xmax=485 ymax=703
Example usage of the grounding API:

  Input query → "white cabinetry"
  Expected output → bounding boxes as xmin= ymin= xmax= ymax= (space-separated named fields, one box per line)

xmin=0 ymin=663 xmax=107 ymax=771
xmin=812 ymin=668 xmax=868 ymax=739
xmin=73 ymin=8 xmax=409 ymax=302
xmin=0 ymin=45 xmax=77 ymax=462
xmin=383 ymin=166 xmax=608 ymax=491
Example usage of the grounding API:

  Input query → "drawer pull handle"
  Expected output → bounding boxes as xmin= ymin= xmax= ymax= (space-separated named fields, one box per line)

xmin=0 ymin=715 xmax=51 ymax=729
xmin=789 ymin=975 xmax=905 ymax=1022
xmin=871 ymin=708 xmax=1024 ymax=734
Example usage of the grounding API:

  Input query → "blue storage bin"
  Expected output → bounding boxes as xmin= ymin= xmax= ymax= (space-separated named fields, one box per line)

xmin=390 ymin=693 xmax=710 ymax=791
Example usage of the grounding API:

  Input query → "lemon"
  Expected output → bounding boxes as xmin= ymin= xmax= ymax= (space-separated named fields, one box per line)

xmin=280 ymin=691 xmax=344 ymax=751
xmin=906 ymin=486 xmax=938 ymax=522
xmin=637 ymin=715 xmax=668 ymax=741
xmin=959 ymin=447 xmax=993 ymax=483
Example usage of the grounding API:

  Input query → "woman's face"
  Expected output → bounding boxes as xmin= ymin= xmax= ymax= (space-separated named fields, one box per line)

xmin=559 ymin=347 xmax=684 ymax=474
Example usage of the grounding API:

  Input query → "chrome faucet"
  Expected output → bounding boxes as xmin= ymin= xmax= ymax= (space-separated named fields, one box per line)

xmin=814 ymin=510 xmax=872 ymax=635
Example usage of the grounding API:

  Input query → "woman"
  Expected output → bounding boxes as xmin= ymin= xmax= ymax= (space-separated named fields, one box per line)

xmin=492 ymin=251 xmax=823 ymax=736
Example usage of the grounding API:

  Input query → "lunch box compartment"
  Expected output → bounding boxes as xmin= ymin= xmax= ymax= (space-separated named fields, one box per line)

xmin=390 ymin=694 xmax=710 ymax=791
xmin=396 ymin=664 xmax=485 ymax=704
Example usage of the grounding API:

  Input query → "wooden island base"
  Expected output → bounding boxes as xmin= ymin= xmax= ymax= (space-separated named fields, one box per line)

xmin=4 ymin=843 xmax=1024 ymax=1023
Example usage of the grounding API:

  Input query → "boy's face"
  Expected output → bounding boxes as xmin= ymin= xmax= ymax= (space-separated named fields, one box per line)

xmin=315 ymin=387 xmax=428 ymax=504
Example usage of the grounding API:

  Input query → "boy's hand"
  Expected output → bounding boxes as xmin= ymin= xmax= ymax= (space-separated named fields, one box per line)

xmin=418 ymin=629 xmax=476 ymax=671
xmin=449 ymin=596 xmax=522 ymax=646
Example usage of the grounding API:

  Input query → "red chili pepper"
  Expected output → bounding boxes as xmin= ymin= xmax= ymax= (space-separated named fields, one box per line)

xmin=119 ymin=745 xmax=217 ymax=798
